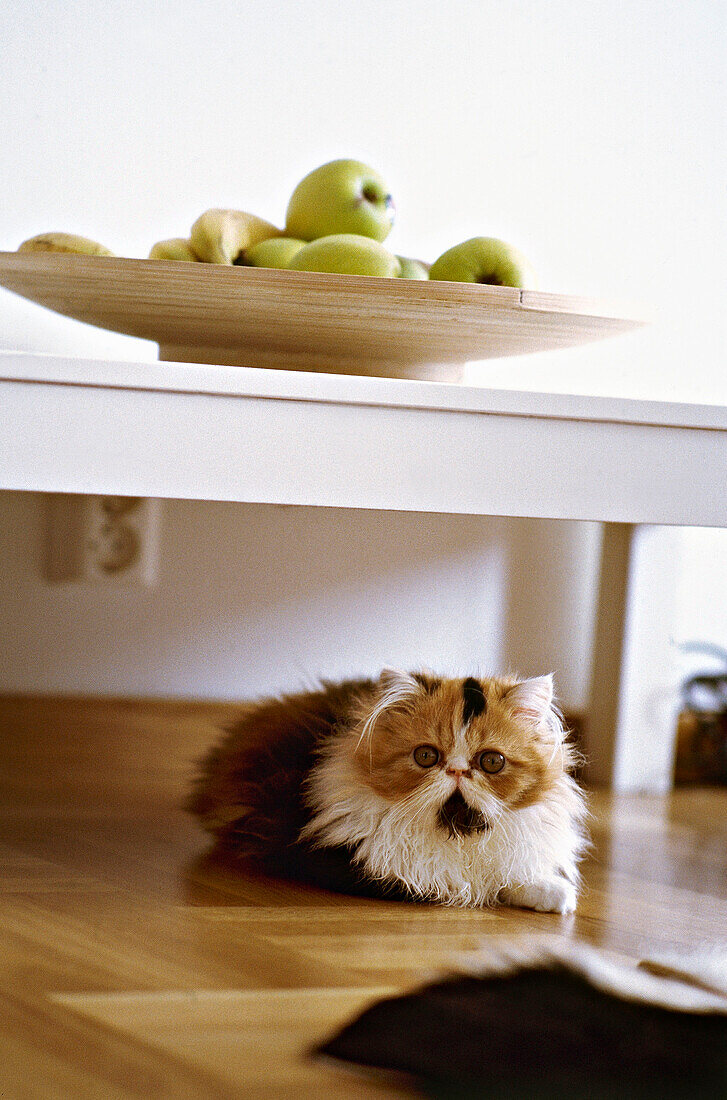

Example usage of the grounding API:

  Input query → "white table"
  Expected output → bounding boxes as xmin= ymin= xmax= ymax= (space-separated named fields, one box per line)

xmin=3 ymin=350 xmax=726 ymax=790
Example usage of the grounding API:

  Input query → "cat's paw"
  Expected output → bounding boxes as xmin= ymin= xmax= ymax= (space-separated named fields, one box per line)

xmin=500 ymin=877 xmax=577 ymax=914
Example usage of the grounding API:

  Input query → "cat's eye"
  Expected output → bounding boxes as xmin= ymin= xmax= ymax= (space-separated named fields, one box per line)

xmin=479 ymin=750 xmax=506 ymax=774
xmin=413 ymin=744 xmax=440 ymax=768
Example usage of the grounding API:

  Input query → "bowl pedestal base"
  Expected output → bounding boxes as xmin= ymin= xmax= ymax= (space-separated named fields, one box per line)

xmin=157 ymin=343 xmax=465 ymax=382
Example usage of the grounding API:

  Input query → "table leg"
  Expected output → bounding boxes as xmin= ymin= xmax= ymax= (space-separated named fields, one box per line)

xmin=586 ymin=523 xmax=685 ymax=792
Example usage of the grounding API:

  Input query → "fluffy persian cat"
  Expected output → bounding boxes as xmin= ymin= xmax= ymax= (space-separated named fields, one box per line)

xmin=187 ymin=670 xmax=589 ymax=913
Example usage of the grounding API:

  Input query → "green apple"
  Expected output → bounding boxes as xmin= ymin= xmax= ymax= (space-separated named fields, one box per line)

xmin=285 ymin=159 xmax=395 ymax=242
xmin=287 ymin=234 xmax=401 ymax=277
xmin=242 ymin=237 xmax=306 ymax=269
xmin=396 ymin=256 xmax=429 ymax=280
xmin=428 ymin=237 xmax=537 ymax=289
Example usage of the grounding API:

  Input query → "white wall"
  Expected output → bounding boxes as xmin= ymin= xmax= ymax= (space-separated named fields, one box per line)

xmin=0 ymin=492 xmax=600 ymax=708
xmin=3 ymin=2 xmax=725 ymax=403
xmin=1 ymin=2 xmax=725 ymax=706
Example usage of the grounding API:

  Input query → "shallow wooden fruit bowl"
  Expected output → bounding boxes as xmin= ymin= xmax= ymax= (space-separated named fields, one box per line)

xmin=0 ymin=251 xmax=648 ymax=381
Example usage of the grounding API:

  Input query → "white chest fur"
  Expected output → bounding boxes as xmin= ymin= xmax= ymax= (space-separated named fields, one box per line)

xmin=300 ymin=740 xmax=588 ymax=911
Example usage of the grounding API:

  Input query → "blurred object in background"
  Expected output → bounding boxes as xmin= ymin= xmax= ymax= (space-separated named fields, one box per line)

xmin=675 ymin=643 xmax=727 ymax=785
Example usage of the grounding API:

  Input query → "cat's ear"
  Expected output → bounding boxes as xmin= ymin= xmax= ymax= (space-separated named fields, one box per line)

xmin=379 ymin=667 xmax=420 ymax=695
xmin=377 ymin=668 xmax=422 ymax=709
xmin=504 ymin=675 xmax=555 ymax=727
xmin=351 ymin=660 xmax=415 ymax=748
xmin=357 ymin=669 xmax=422 ymax=751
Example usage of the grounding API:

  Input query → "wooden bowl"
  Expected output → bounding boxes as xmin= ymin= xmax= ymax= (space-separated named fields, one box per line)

xmin=0 ymin=252 xmax=648 ymax=381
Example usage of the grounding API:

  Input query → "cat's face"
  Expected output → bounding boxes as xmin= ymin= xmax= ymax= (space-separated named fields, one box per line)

xmin=352 ymin=671 xmax=568 ymax=837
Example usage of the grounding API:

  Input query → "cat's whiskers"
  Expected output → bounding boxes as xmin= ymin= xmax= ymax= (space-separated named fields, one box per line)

xmin=386 ymin=784 xmax=435 ymax=830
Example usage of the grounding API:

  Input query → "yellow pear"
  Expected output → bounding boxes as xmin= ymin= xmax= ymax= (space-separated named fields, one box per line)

xmin=18 ymin=232 xmax=115 ymax=256
xmin=190 ymin=209 xmax=283 ymax=265
xmin=149 ymin=238 xmax=199 ymax=261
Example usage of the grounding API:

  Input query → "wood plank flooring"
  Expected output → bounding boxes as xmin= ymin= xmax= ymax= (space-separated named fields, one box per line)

xmin=1 ymin=695 xmax=726 ymax=1098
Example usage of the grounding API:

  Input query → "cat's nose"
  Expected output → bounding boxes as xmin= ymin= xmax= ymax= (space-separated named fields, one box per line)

xmin=446 ymin=763 xmax=472 ymax=781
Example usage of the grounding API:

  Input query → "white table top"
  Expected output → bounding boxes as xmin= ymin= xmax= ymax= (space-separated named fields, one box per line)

xmin=2 ymin=351 xmax=726 ymax=525
xmin=4 ymin=349 xmax=727 ymax=429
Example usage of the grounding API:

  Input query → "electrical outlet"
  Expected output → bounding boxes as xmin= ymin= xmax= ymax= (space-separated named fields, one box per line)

xmin=45 ymin=494 xmax=161 ymax=585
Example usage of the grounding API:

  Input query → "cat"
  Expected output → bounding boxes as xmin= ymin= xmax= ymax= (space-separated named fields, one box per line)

xmin=186 ymin=669 xmax=589 ymax=912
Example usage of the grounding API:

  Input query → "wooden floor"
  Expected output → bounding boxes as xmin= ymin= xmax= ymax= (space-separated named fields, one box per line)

xmin=1 ymin=696 xmax=726 ymax=1098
